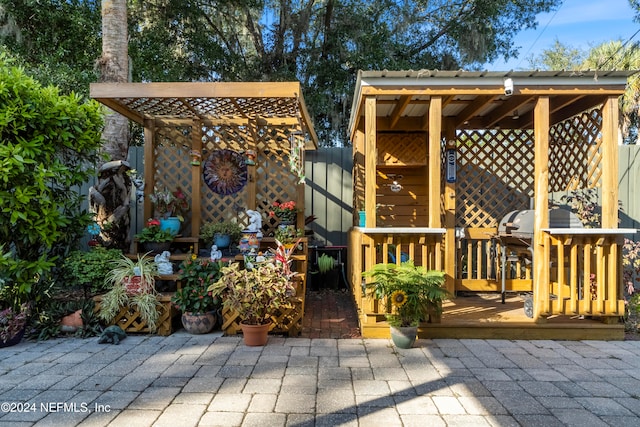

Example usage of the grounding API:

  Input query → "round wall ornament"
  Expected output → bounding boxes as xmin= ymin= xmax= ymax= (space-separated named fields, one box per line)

xmin=202 ymin=149 xmax=248 ymax=195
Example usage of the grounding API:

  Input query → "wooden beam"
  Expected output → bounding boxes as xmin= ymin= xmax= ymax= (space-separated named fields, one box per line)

xmin=452 ymin=95 xmax=496 ymax=128
xmin=389 ymin=95 xmax=413 ymax=129
xmin=481 ymin=96 xmax=534 ymax=128
xmin=143 ymin=119 xmax=155 ymax=221
xmin=533 ymin=96 xmax=550 ymax=321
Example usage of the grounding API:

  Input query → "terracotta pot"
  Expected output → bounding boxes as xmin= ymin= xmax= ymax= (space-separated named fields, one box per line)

xmin=60 ymin=309 xmax=83 ymax=333
xmin=181 ymin=311 xmax=217 ymax=334
xmin=389 ymin=325 xmax=417 ymax=349
xmin=240 ymin=321 xmax=271 ymax=346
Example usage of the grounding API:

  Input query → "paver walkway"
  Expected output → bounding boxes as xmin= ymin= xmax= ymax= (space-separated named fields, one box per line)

xmin=2 ymin=334 xmax=640 ymax=426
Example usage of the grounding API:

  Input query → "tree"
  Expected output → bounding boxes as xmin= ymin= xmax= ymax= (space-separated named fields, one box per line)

xmin=90 ymin=0 xmax=132 ymax=249
xmin=0 ymin=52 xmax=104 ymax=309
xmin=529 ymin=39 xmax=640 ymax=144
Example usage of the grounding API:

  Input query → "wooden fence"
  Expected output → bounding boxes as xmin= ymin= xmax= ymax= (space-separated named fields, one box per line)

xmin=77 ymin=145 xmax=638 ymax=248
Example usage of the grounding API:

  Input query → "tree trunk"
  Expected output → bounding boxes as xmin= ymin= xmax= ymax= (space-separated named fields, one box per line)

xmin=92 ymin=0 xmax=131 ymax=250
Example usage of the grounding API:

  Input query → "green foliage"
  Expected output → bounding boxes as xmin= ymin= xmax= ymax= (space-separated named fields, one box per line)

xmin=62 ymin=248 xmax=124 ymax=294
xmin=0 ymin=52 xmax=103 ymax=310
xmin=200 ymin=221 xmax=243 ymax=244
xmin=135 ymin=225 xmax=175 ymax=243
xmin=363 ymin=261 xmax=448 ymax=327
xmin=172 ymin=256 xmax=223 ymax=313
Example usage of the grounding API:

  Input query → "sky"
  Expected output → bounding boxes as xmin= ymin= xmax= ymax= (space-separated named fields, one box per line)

xmin=486 ymin=0 xmax=640 ymax=71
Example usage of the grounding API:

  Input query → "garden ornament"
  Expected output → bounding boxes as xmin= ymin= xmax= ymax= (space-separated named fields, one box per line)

xmin=154 ymin=251 xmax=173 ymax=275
xmin=246 ymin=209 xmax=263 ymax=237
xmin=210 ymin=245 xmax=222 ymax=261
xmin=98 ymin=325 xmax=127 ymax=345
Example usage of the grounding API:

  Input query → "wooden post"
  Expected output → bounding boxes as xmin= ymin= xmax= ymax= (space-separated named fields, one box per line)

xmin=533 ymin=96 xmax=550 ymax=321
xmin=428 ymin=96 xmax=442 ymax=228
xmin=443 ymin=122 xmax=456 ymax=294
xmin=600 ymin=96 xmax=619 ymax=229
xmin=191 ymin=119 xmax=202 ymax=237
xmin=143 ymin=118 xmax=155 ymax=221
xmin=364 ymin=96 xmax=377 ymax=228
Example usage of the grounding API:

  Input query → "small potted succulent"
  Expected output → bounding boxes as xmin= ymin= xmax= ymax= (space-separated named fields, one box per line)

xmin=172 ymin=255 xmax=223 ymax=334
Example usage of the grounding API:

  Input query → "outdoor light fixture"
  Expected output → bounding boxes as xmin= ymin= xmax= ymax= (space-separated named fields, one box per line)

xmin=503 ymin=78 xmax=514 ymax=96
xmin=512 ymin=110 xmax=520 ymax=120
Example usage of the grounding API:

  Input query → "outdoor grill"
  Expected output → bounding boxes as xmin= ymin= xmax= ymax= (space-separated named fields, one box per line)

xmin=497 ymin=208 xmax=583 ymax=247
xmin=495 ymin=208 xmax=584 ymax=311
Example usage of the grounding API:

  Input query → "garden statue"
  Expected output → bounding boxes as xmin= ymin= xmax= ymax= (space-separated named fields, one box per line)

xmin=246 ymin=209 xmax=263 ymax=238
xmin=98 ymin=325 xmax=127 ymax=345
xmin=210 ymin=244 xmax=222 ymax=261
xmin=154 ymin=251 xmax=173 ymax=275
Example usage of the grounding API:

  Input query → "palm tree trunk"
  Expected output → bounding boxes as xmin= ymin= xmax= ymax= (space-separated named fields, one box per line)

xmin=90 ymin=0 xmax=131 ymax=250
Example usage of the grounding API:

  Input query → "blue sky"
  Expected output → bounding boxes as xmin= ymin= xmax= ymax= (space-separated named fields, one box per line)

xmin=486 ymin=0 xmax=640 ymax=70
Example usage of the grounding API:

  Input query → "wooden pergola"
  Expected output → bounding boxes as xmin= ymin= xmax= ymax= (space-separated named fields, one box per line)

xmin=90 ymin=81 xmax=318 ymax=238
xmin=347 ymin=70 xmax=638 ymax=339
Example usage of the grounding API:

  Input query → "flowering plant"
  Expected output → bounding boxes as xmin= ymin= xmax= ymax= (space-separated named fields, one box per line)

xmin=0 ymin=303 xmax=28 ymax=343
xmin=172 ymin=255 xmax=223 ymax=313
xmin=135 ymin=219 xmax=174 ymax=243
xmin=149 ymin=187 xmax=189 ymax=219
xmin=363 ymin=261 xmax=448 ymax=327
xmin=269 ymin=200 xmax=297 ymax=223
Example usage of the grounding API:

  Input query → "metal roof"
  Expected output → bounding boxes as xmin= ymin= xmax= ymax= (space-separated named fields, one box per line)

xmin=349 ymin=69 xmax=637 ymax=137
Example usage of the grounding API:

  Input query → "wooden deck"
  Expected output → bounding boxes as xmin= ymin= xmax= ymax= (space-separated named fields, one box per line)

xmin=361 ymin=293 xmax=624 ymax=341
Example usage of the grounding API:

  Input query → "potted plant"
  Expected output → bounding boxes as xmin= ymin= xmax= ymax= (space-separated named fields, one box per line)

xmin=98 ymin=254 xmax=161 ymax=332
xmin=268 ymin=200 xmax=297 ymax=224
xmin=172 ymin=255 xmax=223 ymax=334
xmin=149 ymin=186 xmax=189 ymax=234
xmin=208 ymin=249 xmax=296 ymax=346
xmin=0 ymin=303 xmax=29 ymax=347
xmin=363 ymin=261 xmax=448 ymax=348
xmin=274 ymin=226 xmax=303 ymax=252
xmin=135 ymin=219 xmax=175 ymax=254
xmin=200 ymin=220 xmax=243 ymax=250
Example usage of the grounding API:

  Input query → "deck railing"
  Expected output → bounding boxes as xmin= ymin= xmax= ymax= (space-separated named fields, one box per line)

xmin=537 ymin=229 xmax=629 ymax=318
xmin=347 ymin=227 xmax=445 ymax=330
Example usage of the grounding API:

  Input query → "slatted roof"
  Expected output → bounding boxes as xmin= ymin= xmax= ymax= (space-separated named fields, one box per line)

xmin=90 ymin=81 xmax=318 ymax=149
xmin=349 ymin=69 xmax=636 ymax=138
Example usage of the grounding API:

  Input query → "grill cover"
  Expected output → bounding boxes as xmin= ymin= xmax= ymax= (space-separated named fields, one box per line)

xmin=498 ymin=208 xmax=583 ymax=241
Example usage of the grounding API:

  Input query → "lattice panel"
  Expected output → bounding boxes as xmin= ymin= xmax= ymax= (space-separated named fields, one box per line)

xmin=456 ymin=129 xmax=535 ymax=228
xmin=549 ymin=109 xmax=603 ymax=191
xmin=149 ymin=119 xmax=304 ymax=239
xmin=377 ymin=133 xmax=427 ymax=166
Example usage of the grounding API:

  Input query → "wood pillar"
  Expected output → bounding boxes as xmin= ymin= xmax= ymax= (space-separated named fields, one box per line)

xmin=533 ymin=96 xmax=550 ymax=321
xmin=600 ymin=96 xmax=619 ymax=229
xmin=191 ymin=120 xmax=202 ymax=237
xmin=443 ymin=121 xmax=456 ymax=294
xmin=428 ymin=96 xmax=442 ymax=228
xmin=364 ymin=96 xmax=377 ymax=228
xmin=143 ymin=118 xmax=155 ymax=221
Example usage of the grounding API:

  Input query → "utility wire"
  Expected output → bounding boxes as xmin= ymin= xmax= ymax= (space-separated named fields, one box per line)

xmin=596 ymin=28 xmax=640 ymax=70
xmin=513 ymin=6 xmax=561 ymax=70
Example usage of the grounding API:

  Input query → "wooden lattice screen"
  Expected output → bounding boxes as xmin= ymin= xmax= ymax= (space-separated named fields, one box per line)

xmin=549 ymin=109 xmax=603 ymax=192
xmin=455 ymin=108 xmax=604 ymax=229
xmin=456 ymin=129 xmax=535 ymax=228
xmin=152 ymin=122 xmax=301 ymax=238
